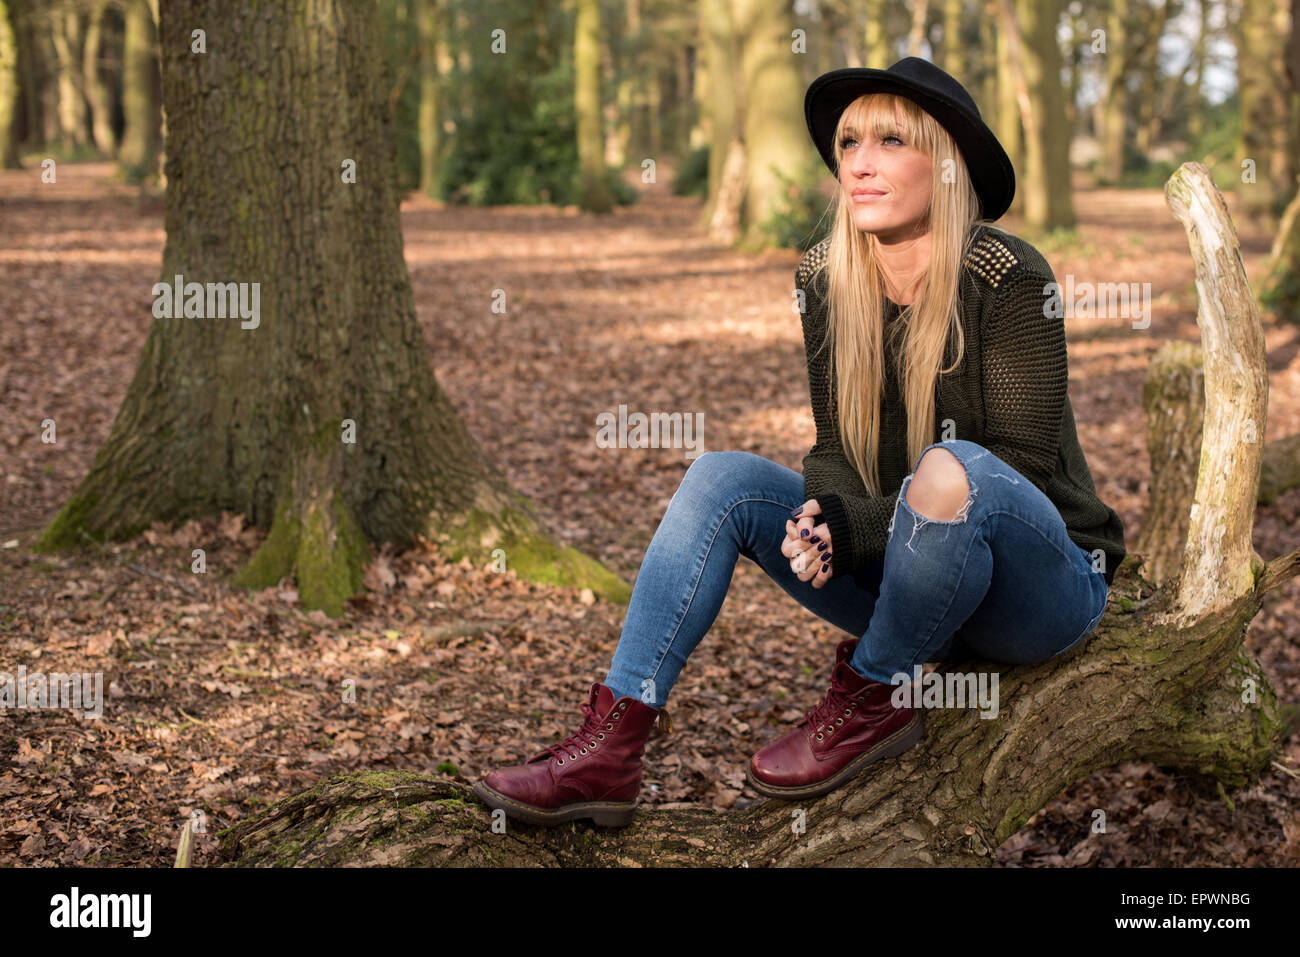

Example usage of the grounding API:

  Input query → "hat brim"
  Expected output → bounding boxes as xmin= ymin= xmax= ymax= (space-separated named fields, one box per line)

xmin=805 ymin=68 xmax=1015 ymax=222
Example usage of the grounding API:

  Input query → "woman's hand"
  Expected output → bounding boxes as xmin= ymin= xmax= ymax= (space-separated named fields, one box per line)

xmin=783 ymin=499 xmax=834 ymax=589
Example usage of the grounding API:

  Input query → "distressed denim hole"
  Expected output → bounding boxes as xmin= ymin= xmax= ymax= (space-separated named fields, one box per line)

xmin=891 ymin=461 xmax=979 ymax=554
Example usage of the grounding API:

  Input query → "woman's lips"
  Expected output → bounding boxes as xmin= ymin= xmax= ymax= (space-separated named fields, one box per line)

xmin=852 ymin=189 xmax=887 ymax=202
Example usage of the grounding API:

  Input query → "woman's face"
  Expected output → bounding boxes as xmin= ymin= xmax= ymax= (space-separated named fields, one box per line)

xmin=837 ymin=105 xmax=934 ymax=241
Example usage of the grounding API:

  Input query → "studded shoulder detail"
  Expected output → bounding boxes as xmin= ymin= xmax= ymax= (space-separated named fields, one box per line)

xmin=964 ymin=233 xmax=1020 ymax=289
xmin=796 ymin=237 xmax=832 ymax=288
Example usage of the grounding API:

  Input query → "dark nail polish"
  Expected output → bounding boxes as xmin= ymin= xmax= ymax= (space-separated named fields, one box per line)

xmin=792 ymin=507 xmax=804 ymax=517
xmin=809 ymin=535 xmax=821 ymax=544
xmin=821 ymin=562 xmax=830 ymax=573
xmin=800 ymin=529 xmax=809 ymax=538
xmin=817 ymin=542 xmax=827 ymax=551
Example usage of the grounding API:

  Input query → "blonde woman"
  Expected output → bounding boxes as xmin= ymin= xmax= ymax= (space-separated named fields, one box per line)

xmin=474 ymin=58 xmax=1125 ymax=826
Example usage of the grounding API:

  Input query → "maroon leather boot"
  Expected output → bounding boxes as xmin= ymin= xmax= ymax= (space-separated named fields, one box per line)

xmin=747 ymin=638 xmax=923 ymax=799
xmin=473 ymin=682 xmax=667 ymax=826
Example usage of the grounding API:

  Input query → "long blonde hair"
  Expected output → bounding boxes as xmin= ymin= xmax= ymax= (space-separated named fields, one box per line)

xmin=812 ymin=93 xmax=987 ymax=495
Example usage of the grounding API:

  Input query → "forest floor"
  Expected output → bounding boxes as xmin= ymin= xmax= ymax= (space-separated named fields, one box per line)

xmin=1 ymin=161 xmax=1298 ymax=867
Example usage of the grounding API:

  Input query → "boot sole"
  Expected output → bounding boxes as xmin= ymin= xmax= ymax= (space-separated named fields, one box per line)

xmin=745 ymin=710 xmax=925 ymax=800
xmin=472 ymin=781 xmax=637 ymax=827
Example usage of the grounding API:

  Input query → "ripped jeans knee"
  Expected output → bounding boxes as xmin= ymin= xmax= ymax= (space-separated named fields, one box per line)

xmin=887 ymin=440 xmax=1011 ymax=553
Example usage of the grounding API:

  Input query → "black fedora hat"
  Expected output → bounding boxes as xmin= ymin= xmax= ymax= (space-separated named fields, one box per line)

xmin=804 ymin=57 xmax=1015 ymax=221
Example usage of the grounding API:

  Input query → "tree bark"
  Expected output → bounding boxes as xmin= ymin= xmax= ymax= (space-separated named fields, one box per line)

xmin=219 ymin=164 xmax=1297 ymax=867
xmin=37 ymin=0 xmax=631 ymax=614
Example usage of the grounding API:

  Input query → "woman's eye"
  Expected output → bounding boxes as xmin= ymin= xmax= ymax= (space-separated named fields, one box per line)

xmin=883 ymin=134 xmax=903 ymax=145
xmin=839 ymin=136 xmax=858 ymax=150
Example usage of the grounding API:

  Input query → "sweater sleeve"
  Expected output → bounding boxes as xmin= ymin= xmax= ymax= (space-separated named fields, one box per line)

xmin=979 ymin=267 xmax=1067 ymax=495
xmin=796 ymin=262 xmax=899 ymax=579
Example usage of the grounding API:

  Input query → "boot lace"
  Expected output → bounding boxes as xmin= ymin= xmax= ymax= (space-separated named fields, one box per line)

xmin=805 ymin=666 xmax=860 ymax=741
xmin=546 ymin=699 xmax=617 ymax=765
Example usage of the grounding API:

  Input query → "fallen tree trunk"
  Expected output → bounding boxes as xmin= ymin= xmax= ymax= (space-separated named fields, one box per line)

xmin=218 ymin=162 xmax=1298 ymax=867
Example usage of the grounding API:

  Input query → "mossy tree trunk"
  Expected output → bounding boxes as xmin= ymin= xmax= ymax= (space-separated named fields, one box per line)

xmin=38 ymin=0 xmax=630 ymax=615
xmin=219 ymin=164 xmax=1299 ymax=866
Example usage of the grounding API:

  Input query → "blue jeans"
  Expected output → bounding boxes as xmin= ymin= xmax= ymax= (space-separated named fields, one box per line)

xmin=604 ymin=440 xmax=1109 ymax=708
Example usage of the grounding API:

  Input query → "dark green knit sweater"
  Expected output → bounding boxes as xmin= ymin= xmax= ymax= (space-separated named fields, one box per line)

xmin=796 ymin=224 xmax=1126 ymax=588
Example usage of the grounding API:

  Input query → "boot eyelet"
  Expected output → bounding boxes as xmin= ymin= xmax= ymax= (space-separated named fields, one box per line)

xmin=836 ymin=718 xmax=844 ymax=725
xmin=557 ymin=758 xmax=565 ymax=765
xmin=843 ymin=709 xmax=851 ymax=717
xmin=815 ymin=733 xmax=824 ymax=741
xmin=614 ymin=713 xmax=621 ymax=720
xmin=606 ymin=723 xmax=614 ymax=730
xmin=598 ymin=732 xmax=605 ymax=739
xmin=580 ymin=748 xmax=588 ymax=754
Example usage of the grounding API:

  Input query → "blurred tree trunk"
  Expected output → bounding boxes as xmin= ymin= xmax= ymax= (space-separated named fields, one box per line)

xmin=1062 ymin=4 xmax=1080 ymax=134
xmin=994 ymin=0 xmax=1025 ymax=218
xmin=118 ymin=0 xmax=158 ymax=180
xmin=979 ymin=7 xmax=997 ymax=131
xmin=416 ymin=0 xmax=440 ymax=195
xmin=690 ymin=15 xmax=710 ymax=153
xmin=907 ymin=0 xmax=928 ymax=57
xmin=1186 ymin=0 xmax=1210 ymax=143
xmin=11 ymin=0 xmax=40 ymax=150
xmin=942 ymin=0 xmax=962 ymax=80
xmin=1281 ymin=0 xmax=1299 ymax=209
xmin=1014 ymin=0 xmax=1073 ymax=229
xmin=1101 ymin=0 xmax=1127 ymax=182
xmin=49 ymin=2 xmax=87 ymax=151
xmin=1237 ymin=0 xmax=1285 ymax=225
xmin=699 ymin=0 xmax=738 ymax=232
xmin=39 ymin=0 xmax=630 ymax=615
xmin=82 ymin=0 xmax=114 ymax=155
xmin=733 ymin=0 xmax=805 ymax=248
xmin=1260 ymin=186 xmax=1300 ymax=323
xmin=0 ymin=0 xmax=19 ymax=166
xmin=1133 ymin=0 xmax=1173 ymax=157
xmin=864 ymin=0 xmax=889 ymax=66
xmin=575 ymin=0 xmax=612 ymax=211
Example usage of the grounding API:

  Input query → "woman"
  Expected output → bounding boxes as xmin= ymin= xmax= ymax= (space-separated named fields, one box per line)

xmin=473 ymin=58 xmax=1126 ymax=827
